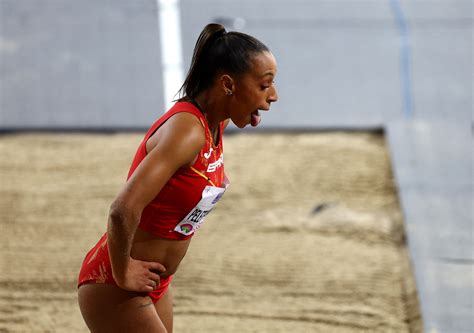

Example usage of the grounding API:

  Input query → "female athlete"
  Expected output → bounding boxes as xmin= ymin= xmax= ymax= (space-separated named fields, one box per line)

xmin=77 ymin=23 xmax=278 ymax=332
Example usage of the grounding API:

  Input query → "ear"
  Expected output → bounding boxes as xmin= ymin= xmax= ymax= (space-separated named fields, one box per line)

xmin=219 ymin=74 xmax=234 ymax=96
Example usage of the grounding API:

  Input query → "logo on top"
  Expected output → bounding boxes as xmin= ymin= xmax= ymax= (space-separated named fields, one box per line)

xmin=204 ymin=147 xmax=213 ymax=159
xmin=180 ymin=223 xmax=193 ymax=234
xmin=207 ymin=153 xmax=224 ymax=172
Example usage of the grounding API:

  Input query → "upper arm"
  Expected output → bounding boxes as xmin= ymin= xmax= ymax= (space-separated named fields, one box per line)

xmin=111 ymin=113 xmax=205 ymax=215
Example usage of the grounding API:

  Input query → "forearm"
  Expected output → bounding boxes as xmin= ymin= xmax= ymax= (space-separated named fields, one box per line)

xmin=106 ymin=205 xmax=140 ymax=281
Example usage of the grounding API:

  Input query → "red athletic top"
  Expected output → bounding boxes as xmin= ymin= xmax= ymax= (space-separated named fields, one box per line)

xmin=128 ymin=101 xmax=226 ymax=240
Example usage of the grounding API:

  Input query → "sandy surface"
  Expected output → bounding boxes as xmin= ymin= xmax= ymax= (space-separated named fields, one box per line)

xmin=0 ymin=132 xmax=421 ymax=332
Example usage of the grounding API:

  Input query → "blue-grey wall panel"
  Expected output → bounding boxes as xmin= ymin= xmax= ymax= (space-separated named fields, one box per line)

xmin=1 ymin=0 xmax=471 ymax=129
xmin=0 ymin=0 xmax=163 ymax=128
xmin=179 ymin=0 xmax=402 ymax=128
xmin=405 ymin=0 xmax=472 ymax=121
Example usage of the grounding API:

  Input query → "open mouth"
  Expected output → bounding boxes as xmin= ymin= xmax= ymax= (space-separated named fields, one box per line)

xmin=250 ymin=110 xmax=261 ymax=127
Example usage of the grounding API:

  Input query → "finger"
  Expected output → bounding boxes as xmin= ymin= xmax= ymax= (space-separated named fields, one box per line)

xmin=148 ymin=271 xmax=161 ymax=283
xmin=148 ymin=262 xmax=166 ymax=273
xmin=143 ymin=284 xmax=154 ymax=292
xmin=129 ymin=283 xmax=153 ymax=293
xmin=148 ymin=279 xmax=157 ymax=290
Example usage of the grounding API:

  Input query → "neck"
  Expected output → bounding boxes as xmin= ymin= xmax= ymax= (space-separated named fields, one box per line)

xmin=194 ymin=90 xmax=228 ymax=133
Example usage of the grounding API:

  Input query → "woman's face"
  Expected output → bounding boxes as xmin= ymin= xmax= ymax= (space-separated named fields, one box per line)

xmin=229 ymin=51 xmax=279 ymax=128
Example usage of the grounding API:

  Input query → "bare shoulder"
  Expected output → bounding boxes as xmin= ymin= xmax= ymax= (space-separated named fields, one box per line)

xmin=112 ymin=112 xmax=206 ymax=212
xmin=147 ymin=112 xmax=206 ymax=154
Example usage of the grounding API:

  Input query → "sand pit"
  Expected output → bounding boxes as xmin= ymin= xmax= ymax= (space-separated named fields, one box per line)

xmin=0 ymin=132 xmax=421 ymax=332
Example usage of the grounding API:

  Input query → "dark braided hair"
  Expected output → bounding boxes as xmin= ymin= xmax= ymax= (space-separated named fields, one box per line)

xmin=177 ymin=23 xmax=269 ymax=101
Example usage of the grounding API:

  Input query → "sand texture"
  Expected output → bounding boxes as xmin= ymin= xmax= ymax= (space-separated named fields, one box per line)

xmin=0 ymin=132 xmax=421 ymax=332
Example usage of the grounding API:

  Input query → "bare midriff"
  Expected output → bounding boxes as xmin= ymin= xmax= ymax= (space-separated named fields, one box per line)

xmin=131 ymin=227 xmax=192 ymax=279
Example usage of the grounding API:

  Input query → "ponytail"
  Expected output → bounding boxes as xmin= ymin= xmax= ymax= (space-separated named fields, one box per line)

xmin=177 ymin=23 xmax=269 ymax=101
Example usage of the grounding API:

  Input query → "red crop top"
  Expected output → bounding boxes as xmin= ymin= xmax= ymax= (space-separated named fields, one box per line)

xmin=127 ymin=101 xmax=227 ymax=240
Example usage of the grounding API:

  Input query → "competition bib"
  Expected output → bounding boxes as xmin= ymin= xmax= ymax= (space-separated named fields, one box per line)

xmin=174 ymin=182 xmax=228 ymax=236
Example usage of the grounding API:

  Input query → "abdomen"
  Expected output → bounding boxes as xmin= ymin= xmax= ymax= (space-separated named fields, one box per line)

xmin=131 ymin=227 xmax=192 ymax=278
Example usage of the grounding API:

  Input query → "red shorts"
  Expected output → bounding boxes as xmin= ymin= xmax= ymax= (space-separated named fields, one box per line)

xmin=78 ymin=233 xmax=172 ymax=303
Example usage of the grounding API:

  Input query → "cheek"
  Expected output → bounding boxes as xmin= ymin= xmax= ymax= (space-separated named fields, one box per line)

xmin=229 ymin=104 xmax=248 ymax=121
xmin=235 ymin=85 xmax=262 ymax=112
xmin=235 ymin=93 xmax=253 ymax=111
xmin=243 ymin=91 xmax=263 ymax=106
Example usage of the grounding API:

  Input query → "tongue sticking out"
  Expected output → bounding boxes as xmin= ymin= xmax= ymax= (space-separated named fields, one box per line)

xmin=250 ymin=110 xmax=261 ymax=127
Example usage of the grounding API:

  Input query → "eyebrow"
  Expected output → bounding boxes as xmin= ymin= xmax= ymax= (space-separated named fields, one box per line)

xmin=260 ymin=72 xmax=274 ymax=79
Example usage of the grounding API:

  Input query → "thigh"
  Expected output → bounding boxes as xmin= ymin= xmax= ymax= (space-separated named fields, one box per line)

xmin=154 ymin=287 xmax=173 ymax=333
xmin=78 ymin=284 xmax=167 ymax=333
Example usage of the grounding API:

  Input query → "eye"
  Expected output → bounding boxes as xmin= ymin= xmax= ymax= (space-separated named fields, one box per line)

xmin=260 ymin=80 xmax=275 ymax=90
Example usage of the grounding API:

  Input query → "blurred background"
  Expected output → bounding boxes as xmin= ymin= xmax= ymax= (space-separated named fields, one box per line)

xmin=0 ymin=1 xmax=472 ymax=332
xmin=1 ymin=0 xmax=470 ymax=129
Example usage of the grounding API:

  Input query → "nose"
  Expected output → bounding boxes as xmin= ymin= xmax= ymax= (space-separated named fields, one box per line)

xmin=268 ymin=85 xmax=278 ymax=103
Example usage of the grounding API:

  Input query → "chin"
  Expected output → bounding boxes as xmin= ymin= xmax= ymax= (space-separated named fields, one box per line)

xmin=231 ymin=119 xmax=248 ymax=129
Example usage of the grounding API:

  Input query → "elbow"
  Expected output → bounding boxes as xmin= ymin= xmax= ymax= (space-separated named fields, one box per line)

xmin=107 ymin=200 xmax=142 ymax=236
xmin=108 ymin=202 xmax=136 ymax=226
xmin=108 ymin=202 xmax=125 ymax=223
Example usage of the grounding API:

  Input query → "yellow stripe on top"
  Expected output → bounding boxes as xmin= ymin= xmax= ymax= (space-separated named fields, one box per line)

xmin=190 ymin=166 xmax=216 ymax=187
